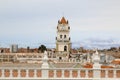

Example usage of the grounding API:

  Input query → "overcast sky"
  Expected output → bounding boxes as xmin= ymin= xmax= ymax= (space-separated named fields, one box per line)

xmin=0 ymin=0 xmax=120 ymax=48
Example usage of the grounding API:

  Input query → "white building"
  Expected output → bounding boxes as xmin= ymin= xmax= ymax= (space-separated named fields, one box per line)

xmin=10 ymin=44 xmax=18 ymax=53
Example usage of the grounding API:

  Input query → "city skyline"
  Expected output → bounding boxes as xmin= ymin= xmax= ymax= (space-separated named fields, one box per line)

xmin=0 ymin=0 xmax=120 ymax=49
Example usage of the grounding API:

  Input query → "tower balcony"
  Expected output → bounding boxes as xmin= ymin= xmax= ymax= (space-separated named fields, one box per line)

xmin=57 ymin=30 xmax=70 ymax=32
xmin=57 ymin=40 xmax=70 ymax=42
xmin=56 ymin=39 xmax=70 ymax=42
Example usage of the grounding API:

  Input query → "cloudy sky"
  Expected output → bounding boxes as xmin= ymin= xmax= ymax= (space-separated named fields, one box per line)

xmin=0 ymin=0 xmax=120 ymax=48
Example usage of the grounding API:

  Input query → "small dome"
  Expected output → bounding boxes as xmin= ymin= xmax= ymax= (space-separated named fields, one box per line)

xmin=60 ymin=17 xmax=67 ymax=24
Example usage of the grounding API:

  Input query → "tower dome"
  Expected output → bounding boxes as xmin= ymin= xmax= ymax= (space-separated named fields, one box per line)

xmin=60 ymin=17 xmax=67 ymax=24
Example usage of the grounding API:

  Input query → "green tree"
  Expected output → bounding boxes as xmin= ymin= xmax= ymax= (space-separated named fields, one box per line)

xmin=38 ymin=45 xmax=47 ymax=53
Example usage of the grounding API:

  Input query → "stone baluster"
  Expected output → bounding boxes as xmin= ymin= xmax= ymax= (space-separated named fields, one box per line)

xmin=1 ymin=69 xmax=4 ymax=77
xmin=34 ymin=69 xmax=37 ymax=77
xmin=54 ymin=70 xmax=57 ymax=78
xmin=77 ymin=70 xmax=80 ymax=78
xmin=113 ymin=70 xmax=116 ymax=78
xmin=105 ymin=70 xmax=108 ymax=78
xmin=18 ymin=69 xmax=21 ymax=77
xmin=69 ymin=70 xmax=72 ymax=78
xmin=26 ymin=69 xmax=29 ymax=77
xmin=9 ymin=69 xmax=13 ymax=77
xmin=61 ymin=70 xmax=64 ymax=78
xmin=85 ymin=70 xmax=88 ymax=78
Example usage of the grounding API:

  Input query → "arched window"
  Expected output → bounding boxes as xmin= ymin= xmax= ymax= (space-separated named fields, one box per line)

xmin=64 ymin=46 xmax=67 ymax=51
xmin=64 ymin=35 xmax=66 ymax=38
xmin=69 ymin=37 xmax=70 ymax=40
xmin=68 ymin=26 xmax=70 ymax=30
xmin=60 ymin=35 xmax=62 ymax=38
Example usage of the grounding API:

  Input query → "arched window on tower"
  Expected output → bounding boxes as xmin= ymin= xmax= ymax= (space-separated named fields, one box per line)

xmin=69 ymin=37 xmax=70 ymax=40
xmin=60 ymin=35 xmax=62 ymax=38
xmin=68 ymin=26 xmax=70 ymax=30
xmin=64 ymin=46 xmax=67 ymax=51
xmin=64 ymin=35 xmax=66 ymax=38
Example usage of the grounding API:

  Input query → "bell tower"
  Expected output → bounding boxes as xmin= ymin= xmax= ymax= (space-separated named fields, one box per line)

xmin=56 ymin=17 xmax=71 ymax=53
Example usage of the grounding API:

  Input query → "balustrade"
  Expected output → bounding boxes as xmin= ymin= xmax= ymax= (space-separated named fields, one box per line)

xmin=0 ymin=68 xmax=119 ymax=79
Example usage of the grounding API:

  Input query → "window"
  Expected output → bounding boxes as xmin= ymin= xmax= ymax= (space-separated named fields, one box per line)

xmin=68 ymin=26 xmax=70 ymax=29
xmin=64 ymin=46 xmax=67 ymax=51
xmin=60 ymin=35 xmax=62 ymax=38
xmin=64 ymin=35 xmax=66 ymax=38
xmin=59 ymin=57 xmax=62 ymax=60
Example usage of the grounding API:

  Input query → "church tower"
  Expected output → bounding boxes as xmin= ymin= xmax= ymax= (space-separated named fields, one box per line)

xmin=56 ymin=17 xmax=71 ymax=53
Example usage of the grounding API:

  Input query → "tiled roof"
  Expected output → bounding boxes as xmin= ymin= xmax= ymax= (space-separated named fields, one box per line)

xmin=60 ymin=17 xmax=67 ymax=24
xmin=83 ymin=63 xmax=113 ymax=68
xmin=111 ymin=60 xmax=120 ymax=64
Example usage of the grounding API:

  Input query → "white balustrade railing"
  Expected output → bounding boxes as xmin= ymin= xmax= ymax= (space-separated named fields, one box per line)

xmin=0 ymin=67 xmax=119 ymax=80
xmin=105 ymin=70 xmax=108 ymax=78
xmin=114 ymin=70 xmax=116 ymax=78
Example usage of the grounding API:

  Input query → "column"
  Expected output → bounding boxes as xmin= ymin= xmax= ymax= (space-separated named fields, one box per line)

xmin=69 ymin=59 xmax=70 ymax=62
xmin=72 ymin=59 xmax=73 ymax=62
xmin=54 ymin=70 xmax=57 ymax=78
xmin=1 ymin=69 xmax=4 ymax=77
xmin=93 ymin=50 xmax=101 ymax=79
xmin=85 ymin=70 xmax=88 ymax=78
xmin=61 ymin=70 xmax=64 ymax=78
xmin=26 ymin=69 xmax=29 ymax=77
xmin=75 ymin=59 xmax=77 ymax=62
xmin=93 ymin=69 xmax=100 ymax=78
xmin=2 ymin=54 xmax=3 ymax=62
xmin=52 ymin=53 xmax=53 ymax=58
xmin=41 ymin=69 xmax=49 ymax=79
xmin=105 ymin=70 xmax=108 ymax=78
xmin=77 ymin=70 xmax=80 ymax=78
xmin=69 ymin=70 xmax=72 ymax=78
xmin=18 ymin=69 xmax=21 ymax=77
xmin=34 ymin=69 xmax=37 ymax=77
xmin=9 ymin=69 xmax=13 ymax=77
xmin=8 ymin=55 xmax=9 ymax=62
xmin=113 ymin=70 xmax=116 ymax=78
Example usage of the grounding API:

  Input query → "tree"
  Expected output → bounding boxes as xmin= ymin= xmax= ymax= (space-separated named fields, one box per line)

xmin=38 ymin=45 xmax=47 ymax=53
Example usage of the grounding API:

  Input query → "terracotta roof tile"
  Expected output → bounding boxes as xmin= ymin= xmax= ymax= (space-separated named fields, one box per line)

xmin=60 ymin=17 xmax=67 ymax=24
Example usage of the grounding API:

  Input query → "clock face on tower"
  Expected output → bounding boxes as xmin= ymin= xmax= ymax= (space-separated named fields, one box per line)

xmin=61 ymin=26 xmax=64 ymax=30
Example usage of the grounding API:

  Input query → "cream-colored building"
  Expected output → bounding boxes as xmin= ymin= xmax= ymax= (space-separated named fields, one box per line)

xmin=56 ymin=17 xmax=71 ymax=53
